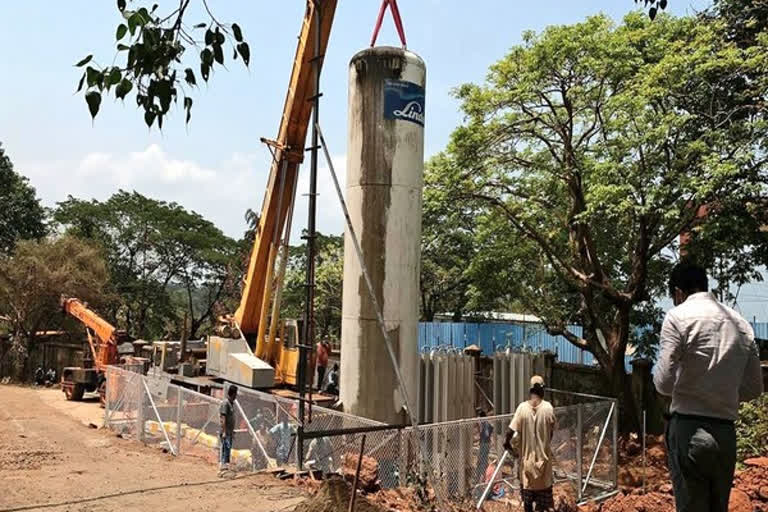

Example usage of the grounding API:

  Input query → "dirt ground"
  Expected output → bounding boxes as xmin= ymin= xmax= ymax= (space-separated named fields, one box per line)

xmin=0 ymin=384 xmax=305 ymax=512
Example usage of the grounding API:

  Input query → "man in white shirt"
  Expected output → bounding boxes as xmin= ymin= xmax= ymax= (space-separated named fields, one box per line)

xmin=654 ymin=261 xmax=763 ymax=512
xmin=504 ymin=375 xmax=556 ymax=512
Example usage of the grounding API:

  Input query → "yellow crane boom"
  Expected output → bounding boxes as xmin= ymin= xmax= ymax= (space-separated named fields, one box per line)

xmin=234 ymin=0 xmax=337 ymax=366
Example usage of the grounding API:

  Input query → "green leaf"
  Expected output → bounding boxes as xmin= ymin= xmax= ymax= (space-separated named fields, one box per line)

xmin=184 ymin=68 xmax=197 ymax=86
xmin=116 ymin=24 xmax=128 ymax=41
xmin=237 ymin=42 xmax=250 ymax=67
xmin=128 ymin=13 xmax=138 ymax=35
xmin=184 ymin=97 xmax=193 ymax=124
xmin=215 ymin=29 xmax=225 ymax=45
xmin=649 ymin=6 xmax=658 ymax=19
xmin=157 ymin=113 xmax=163 ymax=130
xmin=200 ymin=62 xmax=210 ymax=82
xmin=151 ymin=4 xmax=158 ymax=13
xmin=115 ymin=78 xmax=133 ymax=100
xmin=659 ymin=0 xmax=667 ymax=8
xmin=136 ymin=8 xmax=150 ymax=25
xmin=86 ymin=67 xmax=102 ymax=88
xmin=201 ymin=48 xmax=213 ymax=65
xmin=233 ymin=47 xmax=238 ymax=60
xmin=117 ymin=0 xmax=126 ymax=11
xmin=232 ymin=23 xmax=243 ymax=43
xmin=75 ymin=55 xmax=93 ymax=67
xmin=205 ymin=29 xmax=214 ymax=46
xmin=213 ymin=44 xmax=223 ymax=65
xmin=85 ymin=91 xmax=101 ymax=119
xmin=76 ymin=73 xmax=86 ymax=93
xmin=108 ymin=67 xmax=122 ymax=87
xmin=117 ymin=43 xmax=130 ymax=51
xmin=144 ymin=110 xmax=156 ymax=128
xmin=193 ymin=23 xmax=207 ymax=29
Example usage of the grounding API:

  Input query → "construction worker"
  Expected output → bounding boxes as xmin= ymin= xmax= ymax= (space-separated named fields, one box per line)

xmin=315 ymin=339 xmax=330 ymax=390
xmin=218 ymin=384 xmax=237 ymax=475
xmin=654 ymin=261 xmax=764 ymax=512
xmin=504 ymin=375 xmax=555 ymax=512
xmin=325 ymin=363 xmax=339 ymax=395
xmin=34 ymin=366 xmax=45 ymax=386
xmin=475 ymin=408 xmax=493 ymax=488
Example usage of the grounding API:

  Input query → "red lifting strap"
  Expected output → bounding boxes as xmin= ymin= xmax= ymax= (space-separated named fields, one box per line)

xmin=370 ymin=0 xmax=407 ymax=48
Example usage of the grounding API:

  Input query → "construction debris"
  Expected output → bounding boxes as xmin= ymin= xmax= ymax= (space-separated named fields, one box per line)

xmin=342 ymin=452 xmax=380 ymax=492
xmin=293 ymin=477 xmax=386 ymax=512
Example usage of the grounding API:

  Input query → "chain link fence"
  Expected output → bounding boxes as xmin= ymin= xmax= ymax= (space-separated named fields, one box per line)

xmin=104 ymin=366 xmax=617 ymax=507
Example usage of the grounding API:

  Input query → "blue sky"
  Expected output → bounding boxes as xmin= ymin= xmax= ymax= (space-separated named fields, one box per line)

xmin=10 ymin=1 xmax=767 ymax=320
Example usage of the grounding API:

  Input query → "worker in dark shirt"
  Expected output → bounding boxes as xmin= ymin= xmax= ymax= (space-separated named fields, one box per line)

xmin=219 ymin=384 xmax=237 ymax=475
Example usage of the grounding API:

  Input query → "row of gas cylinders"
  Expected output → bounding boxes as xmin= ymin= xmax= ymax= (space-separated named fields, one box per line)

xmin=418 ymin=350 xmax=546 ymax=424
xmin=418 ymin=351 xmax=476 ymax=423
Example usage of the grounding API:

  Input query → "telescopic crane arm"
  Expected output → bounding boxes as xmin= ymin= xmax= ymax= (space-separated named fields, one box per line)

xmin=61 ymin=297 xmax=125 ymax=372
xmin=234 ymin=0 xmax=338 ymax=360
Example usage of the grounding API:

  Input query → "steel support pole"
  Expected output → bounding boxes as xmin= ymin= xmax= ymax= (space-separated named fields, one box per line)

xmin=576 ymin=403 xmax=583 ymax=501
xmin=612 ymin=399 xmax=618 ymax=489
xmin=298 ymin=0 xmax=324 ymax=471
xmin=582 ymin=401 xmax=614 ymax=494
xmin=143 ymin=379 xmax=176 ymax=455
xmin=176 ymin=389 xmax=183 ymax=455
xmin=476 ymin=450 xmax=508 ymax=510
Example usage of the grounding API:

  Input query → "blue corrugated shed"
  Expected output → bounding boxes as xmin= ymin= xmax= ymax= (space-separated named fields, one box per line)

xmin=418 ymin=321 xmax=768 ymax=372
xmin=752 ymin=322 xmax=768 ymax=340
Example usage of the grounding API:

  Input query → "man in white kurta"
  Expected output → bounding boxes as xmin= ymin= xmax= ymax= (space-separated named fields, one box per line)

xmin=505 ymin=375 xmax=556 ymax=512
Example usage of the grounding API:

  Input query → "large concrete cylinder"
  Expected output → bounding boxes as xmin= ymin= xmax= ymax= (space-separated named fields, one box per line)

xmin=340 ymin=47 xmax=426 ymax=424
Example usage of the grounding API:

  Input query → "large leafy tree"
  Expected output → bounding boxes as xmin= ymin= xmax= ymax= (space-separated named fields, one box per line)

xmin=0 ymin=143 xmax=47 ymax=255
xmin=431 ymin=13 xmax=768 ymax=428
xmin=0 ymin=236 xmax=110 ymax=376
xmin=54 ymin=191 xmax=239 ymax=338
xmin=420 ymin=154 xmax=478 ymax=322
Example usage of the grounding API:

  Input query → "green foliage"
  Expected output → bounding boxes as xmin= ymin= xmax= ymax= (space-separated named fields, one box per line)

xmin=0 ymin=236 xmax=110 ymax=374
xmin=282 ymin=233 xmax=343 ymax=340
xmin=429 ymin=12 xmax=768 ymax=428
xmin=420 ymin=155 xmax=474 ymax=321
xmin=0 ymin=143 xmax=47 ymax=255
xmin=736 ymin=393 xmax=768 ymax=462
xmin=75 ymin=1 xmax=250 ymax=128
xmin=54 ymin=190 xmax=239 ymax=339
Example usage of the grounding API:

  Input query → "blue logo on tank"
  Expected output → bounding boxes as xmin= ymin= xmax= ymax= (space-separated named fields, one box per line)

xmin=384 ymin=79 xmax=425 ymax=127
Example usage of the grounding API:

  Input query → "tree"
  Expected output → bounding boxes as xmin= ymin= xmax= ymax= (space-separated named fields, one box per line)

xmin=74 ymin=0 xmax=250 ymax=128
xmin=0 ymin=143 xmax=47 ymax=255
xmin=431 ymin=13 xmax=768 ymax=429
xmin=420 ymin=154 xmax=477 ymax=321
xmin=0 ymin=236 xmax=110 ymax=376
xmin=282 ymin=233 xmax=343 ymax=340
xmin=54 ymin=191 xmax=239 ymax=339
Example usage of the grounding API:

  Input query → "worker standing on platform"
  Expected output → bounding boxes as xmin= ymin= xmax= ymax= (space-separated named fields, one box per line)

xmin=654 ymin=261 xmax=763 ymax=512
xmin=315 ymin=339 xmax=330 ymax=390
xmin=219 ymin=384 xmax=238 ymax=475
xmin=504 ymin=376 xmax=555 ymax=512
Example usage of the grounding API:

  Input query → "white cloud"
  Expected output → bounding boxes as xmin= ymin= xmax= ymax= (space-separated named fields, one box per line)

xmin=17 ymin=144 xmax=348 ymax=242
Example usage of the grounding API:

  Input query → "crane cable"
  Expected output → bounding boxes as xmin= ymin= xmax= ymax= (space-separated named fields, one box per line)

xmin=370 ymin=0 xmax=407 ymax=48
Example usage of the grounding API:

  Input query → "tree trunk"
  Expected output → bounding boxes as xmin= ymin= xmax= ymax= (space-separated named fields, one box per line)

xmin=607 ymin=354 xmax=640 ymax=433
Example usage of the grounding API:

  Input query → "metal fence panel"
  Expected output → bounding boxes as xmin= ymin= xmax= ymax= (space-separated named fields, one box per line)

xmin=104 ymin=367 xmax=617 ymax=507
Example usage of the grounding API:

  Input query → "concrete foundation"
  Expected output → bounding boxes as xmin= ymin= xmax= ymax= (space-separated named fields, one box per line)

xmin=340 ymin=47 xmax=426 ymax=424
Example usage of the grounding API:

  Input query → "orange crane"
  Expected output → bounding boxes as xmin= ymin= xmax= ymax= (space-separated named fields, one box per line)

xmin=215 ymin=0 xmax=337 ymax=388
xmin=60 ymin=297 xmax=132 ymax=401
